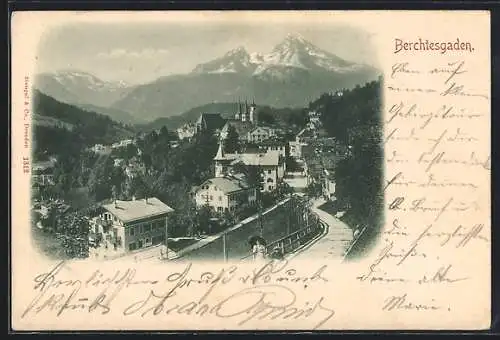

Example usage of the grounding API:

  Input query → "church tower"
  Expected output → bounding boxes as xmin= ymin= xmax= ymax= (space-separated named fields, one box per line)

xmin=214 ymin=141 xmax=227 ymax=177
xmin=235 ymin=99 xmax=241 ymax=120
xmin=249 ymin=98 xmax=257 ymax=124
xmin=241 ymin=105 xmax=247 ymax=121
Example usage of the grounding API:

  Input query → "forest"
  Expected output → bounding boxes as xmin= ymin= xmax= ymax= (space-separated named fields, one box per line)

xmin=32 ymin=90 xmax=134 ymax=161
xmin=314 ymin=78 xmax=384 ymax=252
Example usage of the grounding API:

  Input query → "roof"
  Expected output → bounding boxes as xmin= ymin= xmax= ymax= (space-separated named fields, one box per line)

xmin=232 ymin=150 xmax=280 ymax=166
xmin=216 ymin=150 xmax=281 ymax=167
xmin=198 ymin=113 xmax=226 ymax=131
xmin=102 ymin=197 xmax=174 ymax=223
xmin=257 ymin=138 xmax=288 ymax=147
xmin=198 ymin=177 xmax=252 ymax=194
xmin=33 ymin=160 xmax=56 ymax=171
xmin=222 ymin=120 xmax=255 ymax=136
xmin=248 ymin=126 xmax=276 ymax=135
xmin=214 ymin=143 xmax=225 ymax=161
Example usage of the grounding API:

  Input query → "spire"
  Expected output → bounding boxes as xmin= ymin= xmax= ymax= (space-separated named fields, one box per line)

xmin=214 ymin=141 xmax=225 ymax=160
xmin=245 ymin=99 xmax=249 ymax=114
xmin=235 ymin=98 xmax=240 ymax=119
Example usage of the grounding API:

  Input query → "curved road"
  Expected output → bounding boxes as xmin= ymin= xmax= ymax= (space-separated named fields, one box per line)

xmin=289 ymin=198 xmax=353 ymax=261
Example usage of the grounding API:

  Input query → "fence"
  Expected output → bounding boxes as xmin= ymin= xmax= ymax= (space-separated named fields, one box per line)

xmin=179 ymin=196 xmax=316 ymax=262
xmin=239 ymin=212 xmax=323 ymax=261
xmin=342 ymin=225 xmax=368 ymax=261
xmin=264 ymin=215 xmax=323 ymax=258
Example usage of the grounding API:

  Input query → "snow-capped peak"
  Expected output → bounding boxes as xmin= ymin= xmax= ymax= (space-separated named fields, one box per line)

xmin=284 ymin=32 xmax=308 ymax=44
xmin=225 ymin=46 xmax=249 ymax=57
xmin=192 ymin=34 xmax=363 ymax=76
xmin=43 ymin=69 xmax=131 ymax=92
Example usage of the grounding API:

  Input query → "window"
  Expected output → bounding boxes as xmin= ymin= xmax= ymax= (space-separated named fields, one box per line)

xmin=217 ymin=207 xmax=223 ymax=212
xmin=268 ymin=169 xmax=272 ymax=174
xmin=144 ymin=238 xmax=152 ymax=247
xmin=210 ymin=195 xmax=213 ymax=200
xmin=269 ymin=186 xmax=274 ymax=191
xmin=267 ymin=178 xmax=274 ymax=183
xmin=218 ymin=196 xmax=222 ymax=201
xmin=129 ymin=227 xmax=135 ymax=236
xmin=129 ymin=242 xmax=137 ymax=251
xmin=143 ymin=224 xmax=151 ymax=233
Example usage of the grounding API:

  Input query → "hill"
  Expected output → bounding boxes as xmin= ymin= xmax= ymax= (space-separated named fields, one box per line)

xmin=32 ymin=89 xmax=135 ymax=161
xmin=137 ymin=101 xmax=308 ymax=132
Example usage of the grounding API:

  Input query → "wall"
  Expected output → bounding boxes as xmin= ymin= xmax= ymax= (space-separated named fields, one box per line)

xmin=179 ymin=198 xmax=309 ymax=262
xmin=123 ymin=216 xmax=167 ymax=251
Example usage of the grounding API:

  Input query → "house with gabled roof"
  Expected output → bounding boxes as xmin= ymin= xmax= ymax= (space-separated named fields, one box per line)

xmin=213 ymin=142 xmax=286 ymax=193
xmin=90 ymin=197 xmax=174 ymax=253
xmin=195 ymin=113 xmax=227 ymax=134
xmin=193 ymin=176 xmax=257 ymax=213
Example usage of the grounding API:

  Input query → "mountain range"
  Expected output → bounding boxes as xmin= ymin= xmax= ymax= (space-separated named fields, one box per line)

xmin=34 ymin=70 xmax=140 ymax=125
xmin=35 ymin=34 xmax=380 ymax=124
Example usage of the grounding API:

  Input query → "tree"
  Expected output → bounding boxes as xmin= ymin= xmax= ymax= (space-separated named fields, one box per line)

xmin=58 ymin=212 xmax=90 ymax=258
xmin=316 ymin=79 xmax=383 ymax=242
xmin=224 ymin=125 xmax=240 ymax=153
xmin=305 ymin=181 xmax=322 ymax=198
xmin=87 ymin=155 xmax=114 ymax=201
xmin=258 ymin=110 xmax=276 ymax=125
xmin=285 ymin=156 xmax=301 ymax=172
xmin=111 ymin=185 xmax=119 ymax=202
xmin=196 ymin=205 xmax=214 ymax=234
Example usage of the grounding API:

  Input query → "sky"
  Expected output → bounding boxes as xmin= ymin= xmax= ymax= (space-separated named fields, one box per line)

xmin=35 ymin=18 xmax=378 ymax=85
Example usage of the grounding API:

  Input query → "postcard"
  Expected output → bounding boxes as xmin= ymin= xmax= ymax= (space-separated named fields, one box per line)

xmin=10 ymin=10 xmax=491 ymax=330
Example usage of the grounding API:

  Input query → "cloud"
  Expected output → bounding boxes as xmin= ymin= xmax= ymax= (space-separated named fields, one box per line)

xmin=97 ymin=48 xmax=170 ymax=59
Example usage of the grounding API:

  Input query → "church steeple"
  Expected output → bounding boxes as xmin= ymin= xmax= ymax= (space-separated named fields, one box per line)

xmin=235 ymin=98 xmax=241 ymax=120
xmin=214 ymin=140 xmax=226 ymax=177
xmin=214 ymin=141 xmax=225 ymax=160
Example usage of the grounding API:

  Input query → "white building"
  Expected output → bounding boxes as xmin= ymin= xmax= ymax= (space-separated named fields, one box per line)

xmin=91 ymin=144 xmax=106 ymax=153
xmin=177 ymin=123 xmax=197 ymax=140
xmin=213 ymin=143 xmax=285 ymax=192
xmin=322 ymin=169 xmax=336 ymax=200
xmin=257 ymin=140 xmax=288 ymax=158
xmin=90 ymin=197 xmax=174 ymax=252
xmin=247 ymin=126 xmax=277 ymax=143
xmin=114 ymin=158 xmax=125 ymax=167
xmin=193 ymin=176 xmax=257 ymax=213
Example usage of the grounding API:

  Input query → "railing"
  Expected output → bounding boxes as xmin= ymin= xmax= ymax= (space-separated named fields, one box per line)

xmin=342 ymin=225 xmax=367 ymax=261
xmin=265 ymin=220 xmax=323 ymax=257
xmin=240 ymin=220 xmax=324 ymax=262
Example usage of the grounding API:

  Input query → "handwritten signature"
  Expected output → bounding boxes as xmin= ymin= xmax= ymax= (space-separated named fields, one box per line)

xmin=21 ymin=260 xmax=335 ymax=328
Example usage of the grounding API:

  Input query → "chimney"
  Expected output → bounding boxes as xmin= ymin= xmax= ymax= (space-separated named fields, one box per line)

xmin=145 ymin=197 xmax=149 ymax=204
xmin=114 ymin=199 xmax=117 ymax=208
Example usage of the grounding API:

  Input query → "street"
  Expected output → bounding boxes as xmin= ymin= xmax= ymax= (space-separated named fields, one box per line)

xmin=289 ymin=198 xmax=353 ymax=261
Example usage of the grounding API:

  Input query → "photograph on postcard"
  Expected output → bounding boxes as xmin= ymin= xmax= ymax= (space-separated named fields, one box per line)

xmin=29 ymin=17 xmax=383 ymax=264
xmin=11 ymin=11 xmax=490 ymax=331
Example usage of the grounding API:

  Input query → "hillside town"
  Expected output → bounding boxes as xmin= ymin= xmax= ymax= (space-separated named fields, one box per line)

xmin=31 ymin=81 xmax=382 ymax=264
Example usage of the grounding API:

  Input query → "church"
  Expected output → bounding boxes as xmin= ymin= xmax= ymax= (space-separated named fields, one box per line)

xmin=219 ymin=99 xmax=258 ymax=141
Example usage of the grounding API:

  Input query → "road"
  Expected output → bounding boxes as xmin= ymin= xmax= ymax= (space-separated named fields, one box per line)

xmin=289 ymin=198 xmax=353 ymax=261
